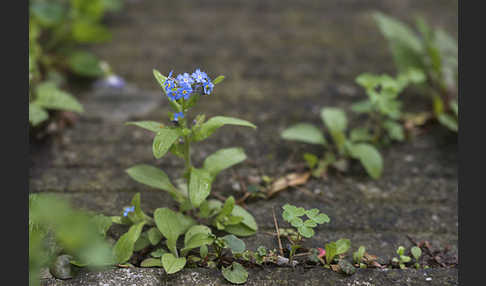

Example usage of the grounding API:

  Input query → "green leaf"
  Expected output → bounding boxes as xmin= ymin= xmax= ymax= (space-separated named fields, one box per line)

xmin=34 ymin=82 xmax=84 ymax=113
xmin=150 ymin=248 xmax=167 ymax=258
xmin=281 ymin=123 xmax=326 ymax=145
xmin=222 ymin=235 xmax=246 ymax=253
xmin=354 ymin=246 xmax=366 ymax=263
xmin=30 ymin=2 xmax=64 ymax=26
xmin=161 ymin=253 xmax=186 ymax=274
xmin=321 ymin=108 xmax=348 ymax=132
xmin=231 ymin=205 xmax=258 ymax=231
xmin=188 ymin=168 xmax=212 ymax=208
xmin=282 ymin=204 xmax=306 ymax=222
xmin=411 ymin=246 xmax=422 ymax=260
xmin=113 ymin=221 xmax=145 ymax=264
xmin=29 ymin=104 xmax=48 ymax=126
xmin=125 ymin=165 xmax=183 ymax=200
xmin=154 ymin=208 xmax=195 ymax=256
xmin=125 ymin=121 xmax=165 ymax=133
xmin=305 ymin=209 xmax=330 ymax=224
xmin=303 ymin=153 xmax=319 ymax=169
xmin=147 ymin=227 xmax=163 ymax=246
xmin=350 ymin=127 xmax=373 ymax=143
xmin=67 ymin=51 xmax=104 ymax=77
xmin=224 ymin=224 xmax=257 ymax=237
xmin=72 ymin=20 xmax=111 ymax=44
xmin=222 ymin=262 xmax=248 ymax=284
xmin=290 ymin=217 xmax=304 ymax=227
xmin=297 ymin=226 xmax=314 ymax=238
xmin=193 ymin=116 xmax=257 ymax=142
xmin=373 ymin=12 xmax=425 ymax=72
xmin=325 ymin=242 xmax=337 ymax=265
xmin=181 ymin=233 xmax=214 ymax=254
xmin=438 ymin=113 xmax=458 ymax=132
xmin=134 ymin=232 xmax=151 ymax=251
xmin=184 ymin=225 xmax=212 ymax=245
xmin=203 ymin=147 xmax=247 ymax=178
xmin=140 ymin=258 xmax=163 ymax=267
xmin=336 ymin=239 xmax=351 ymax=255
xmin=350 ymin=100 xmax=373 ymax=114
xmin=383 ymin=120 xmax=405 ymax=141
xmin=181 ymin=225 xmax=213 ymax=254
xmin=91 ymin=214 xmax=113 ymax=237
xmin=152 ymin=129 xmax=181 ymax=159
xmin=213 ymin=75 xmax=225 ymax=84
xmin=450 ymin=100 xmax=458 ymax=117
xmin=153 ymin=69 xmax=167 ymax=90
xmin=346 ymin=143 xmax=383 ymax=179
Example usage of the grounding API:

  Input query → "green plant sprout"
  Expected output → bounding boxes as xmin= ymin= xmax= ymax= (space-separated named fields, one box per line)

xmin=411 ymin=246 xmax=422 ymax=269
xmin=374 ymin=12 xmax=458 ymax=132
xmin=325 ymin=239 xmax=351 ymax=266
xmin=353 ymin=246 xmax=367 ymax=268
xmin=281 ymin=204 xmax=330 ymax=263
xmin=111 ymin=68 xmax=257 ymax=281
xmin=281 ymin=107 xmax=383 ymax=179
xmin=352 ymin=70 xmax=426 ymax=144
xmin=392 ymin=246 xmax=412 ymax=269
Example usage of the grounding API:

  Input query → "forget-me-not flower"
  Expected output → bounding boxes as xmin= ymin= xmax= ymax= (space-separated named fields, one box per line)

xmin=123 ymin=206 xmax=135 ymax=217
xmin=177 ymin=73 xmax=194 ymax=86
xmin=203 ymin=80 xmax=214 ymax=95
xmin=174 ymin=111 xmax=184 ymax=121
xmin=192 ymin=69 xmax=208 ymax=83
xmin=177 ymin=82 xmax=193 ymax=100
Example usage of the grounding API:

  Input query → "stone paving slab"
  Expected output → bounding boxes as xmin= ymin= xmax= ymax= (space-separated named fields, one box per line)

xmin=42 ymin=267 xmax=458 ymax=286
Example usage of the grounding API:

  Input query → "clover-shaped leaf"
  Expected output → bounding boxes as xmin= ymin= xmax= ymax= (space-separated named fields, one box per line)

xmin=290 ymin=217 xmax=303 ymax=228
xmin=297 ymin=226 xmax=315 ymax=238
xmin=305 ymin=209 xmax=330 ymax=224
xmin=303 ymin=219 xmax=317 ymax=228
xmin=282 ymin=204 xmax=305 ymax=222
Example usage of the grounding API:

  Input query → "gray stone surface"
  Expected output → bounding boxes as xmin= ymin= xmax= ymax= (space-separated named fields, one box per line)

xmin=31 ymin=0 xmax=457 ymax=285
xmin=41 ymin=267 xmax=457 ymax=286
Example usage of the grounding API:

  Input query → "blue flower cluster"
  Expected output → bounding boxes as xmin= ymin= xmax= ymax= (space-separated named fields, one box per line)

xmin=123 ymin=206 xmax=135 ymax=217
xmin=164 ymin=69 xmax=214 ymax=102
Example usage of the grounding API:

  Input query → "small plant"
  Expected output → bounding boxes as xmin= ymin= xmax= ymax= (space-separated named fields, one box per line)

xmin=29 ymin=194 xmax=113 ymax=286
xmin=374 ymin=12 xmax=458 ymax=132
xmin=282 ymin=204 xmax=330 ymax=241
xmin=281 ymin=107 xmax=383 ymax=179
xmin=392 ymin=246 xmax=412 ymax=269
xmin=29 ymin=0 xmax=125 ymax=127
xmin=411 ymin=246 xmax=422 ymax=269
xmin=325 ymin=238 xmax=351 ymax=266
xmin=110 ymin=68 xmax=257 ymax=281
xmin=352 ymin=70 xmax=426 ymax=144
xmin=353 ymin=246 xmax=367 ymax=268
xmin=281 ymin=204 xmax=330 ymax=262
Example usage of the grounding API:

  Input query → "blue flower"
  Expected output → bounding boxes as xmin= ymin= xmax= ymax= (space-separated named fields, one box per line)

xmin=177 ymin=73 xmax=194 ymax=86
xmin=192 ymin=69 xmax=208 ymax=83
xmin=177 ymin=82 xmax=193 ymax=100
xmin=174 ymin=112 xmax=184 ymax=121
xmin=203 ymin=80 xmax=214 ymax=95
xmin=164 ymin=79 xmax=178 ymax=100
xmin=168 ymin=70 xmax=174 ymax=78
xmin=123 ymin=206 xmax=135 ymax=217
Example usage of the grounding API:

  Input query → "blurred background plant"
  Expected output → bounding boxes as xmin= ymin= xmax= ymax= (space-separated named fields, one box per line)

xmin=29 ymin=0 xmax=124 ymax=127
xmin=29 ymin=194 xmax=114 ymax=286
xmin=373 ymin=12 xmax=458 ymax=132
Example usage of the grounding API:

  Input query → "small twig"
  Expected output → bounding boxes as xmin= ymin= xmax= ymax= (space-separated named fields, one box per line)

xmin=272 ymin=207 xmax=284 ymax=256
xmin=211 ymin=192 xmax=227 ymax=202
xmin=236 ymin=192 xmax=251 ymax=205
